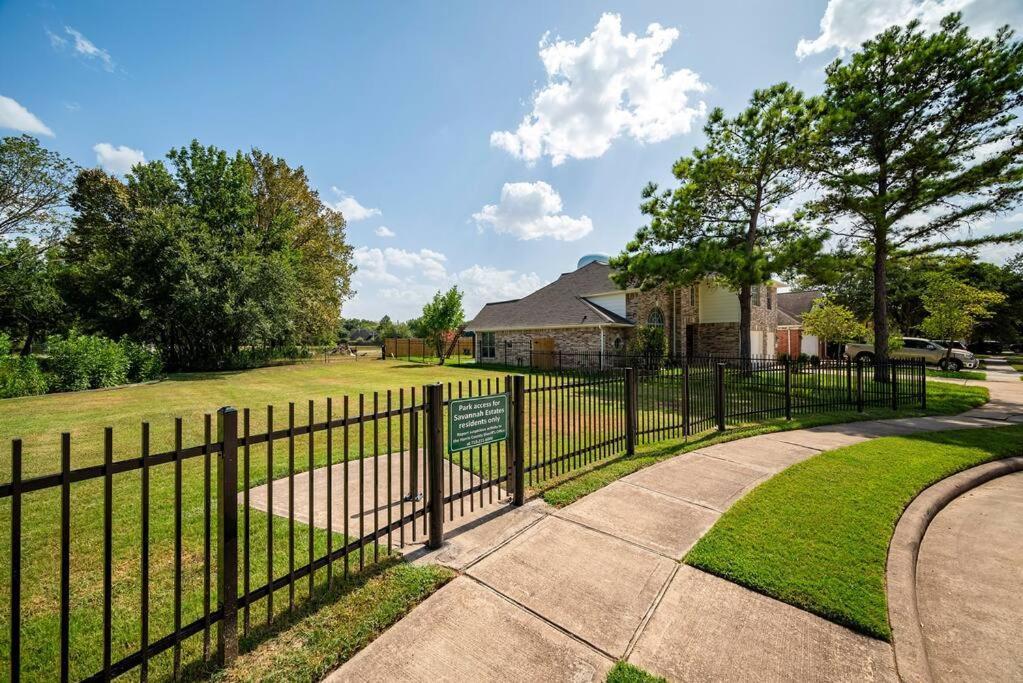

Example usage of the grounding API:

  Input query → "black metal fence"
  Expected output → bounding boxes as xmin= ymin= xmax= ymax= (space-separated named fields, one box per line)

xmin=2 ymin=355 xmax=925 ymax=681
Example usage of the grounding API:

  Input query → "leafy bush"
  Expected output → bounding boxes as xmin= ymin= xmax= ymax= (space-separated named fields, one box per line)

xmin=119 ymin=339 xmax=163 ymax=382
xmin=628 ymin=325 xmax=667 ymax=357
xmin=0 ymin=355 xmax=48 ymax=398
xmin=46 ymin=332 xmax=129 ymax=391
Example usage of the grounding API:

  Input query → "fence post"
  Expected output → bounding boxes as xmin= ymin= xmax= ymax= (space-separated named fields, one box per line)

xmin=920 ymin=359 xmax=927 ymax=409
xmin=856 ymin=358 xmax=865 ymax=412
xmin=846 ymin=357 xmax=853 ymax=404
xmin=682 ymin=359 xmax=691 ymax=438
xmin=784 ymin=356 xmax=792 ymax=420
xmin=714 ymin=362 xmax=726 ymax=431
xmin=426 ymin=383 xmax=445 ymax=549
xmin=507 ymin=375 xmax=525 ymax=505
xmin=215 ymin=406 xmax=239 ymax=666
xmin=890 ymin=362 xmax=899 ymax=411
xmin=624 ymin=367 xmax=637 ymax=455
xmin=405 ymin=405 xmax=421 ymax=502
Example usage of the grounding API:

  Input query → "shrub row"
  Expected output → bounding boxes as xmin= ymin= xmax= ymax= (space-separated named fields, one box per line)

xmin=0 ymin=332 xmax=163 ymax=398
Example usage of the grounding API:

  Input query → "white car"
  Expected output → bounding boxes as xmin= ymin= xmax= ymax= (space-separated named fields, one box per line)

xmin=844 ymin=337 xmax=979 ymax=371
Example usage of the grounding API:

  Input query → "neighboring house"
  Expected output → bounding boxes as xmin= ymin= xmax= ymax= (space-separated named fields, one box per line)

xmin=349 ymin=328 xmax=378 ymax=343
xmin=775 ymin=290 xmax=825 ymax=358
xmin=465 ymin=255 xmax=778 ymax=366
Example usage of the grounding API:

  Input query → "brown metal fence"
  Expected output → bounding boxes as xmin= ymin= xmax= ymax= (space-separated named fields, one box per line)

xmin=3 ymin=355 xmax=925 ymax=681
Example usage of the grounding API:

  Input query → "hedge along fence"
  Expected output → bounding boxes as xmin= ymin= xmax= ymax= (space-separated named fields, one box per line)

xmin=382 ymin=337 xmax=474 ymax=362
xmin=1 ymin=355 xmax=926 ymax=681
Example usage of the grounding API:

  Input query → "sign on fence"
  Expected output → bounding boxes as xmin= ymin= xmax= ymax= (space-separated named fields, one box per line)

xmin=448 ymin=394 xmax=509 ymax=452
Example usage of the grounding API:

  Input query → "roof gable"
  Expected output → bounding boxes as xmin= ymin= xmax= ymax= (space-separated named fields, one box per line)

xmin=466 ymin=261 xmax=630 ymax=330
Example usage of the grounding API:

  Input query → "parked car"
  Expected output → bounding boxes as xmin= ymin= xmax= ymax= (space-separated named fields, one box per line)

xmin=931 ymin=339 xmax=968 ymax=352
xmin=967 ymin=340 xmax=1003 ymax=355
xmin=844 ymin=337 xmax=979 ymax=371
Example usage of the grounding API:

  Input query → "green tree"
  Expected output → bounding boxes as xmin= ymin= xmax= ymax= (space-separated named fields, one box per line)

xmin=61 ymin=141 xmax=355 ymax=369
xmin=919 ymin=274 xmax=1006 ymax=361
xmin=0 ymin=135 xmax=77 ymax=243
xmin=800 ymin=299 xmax=867 ymax=359
xmin=808 ymin=15 xmax=1023 ymax=371
xmin=0 ymin=239 xmax=65 ymax=354
xmin=612 ymin=83 xmax=824 ymax=361
xmin=411 ymin=287 xmax=464 ymax=364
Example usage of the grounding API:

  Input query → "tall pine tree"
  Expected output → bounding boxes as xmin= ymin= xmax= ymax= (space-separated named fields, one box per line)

xmin=613 ymin=83 xmax=824 ymax=361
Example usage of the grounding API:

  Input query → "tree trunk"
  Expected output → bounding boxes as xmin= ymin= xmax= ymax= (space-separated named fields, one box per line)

xmin=19 ymin=330 xmax=34 ymax=357
xmin=873 ymin=237 xmax=889 ymax=381
xmin=739 ymin=284 xmax=752 ymax=365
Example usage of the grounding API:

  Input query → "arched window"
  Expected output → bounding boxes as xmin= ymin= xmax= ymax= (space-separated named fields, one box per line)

xmin=647 ymin=308 xmax=664 ymax=329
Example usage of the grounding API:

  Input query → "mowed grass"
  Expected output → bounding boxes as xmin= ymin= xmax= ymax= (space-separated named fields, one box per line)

xmin=536 ymin=381 xmax=989 ymax=507
xmin=210 ymin=561 xmax=453 ymax=683
xmin=685 ymin=424 xmax=1023 ymax=640
xmin=606 ymin=661 xmax=666 ymax=683
xmin=926 ymin=368 xmax=986 ymax=381
xmin=0 ymin=360 xmax=512 ymax=681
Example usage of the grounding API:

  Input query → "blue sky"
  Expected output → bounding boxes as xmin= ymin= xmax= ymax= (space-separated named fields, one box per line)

xmin=2 ymin=0 xmax=1021 ymax=320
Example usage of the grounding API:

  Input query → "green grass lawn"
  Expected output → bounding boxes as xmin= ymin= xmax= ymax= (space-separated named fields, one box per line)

xmin=209 ymin=560 xmax=452 ymax=683
xmin=685 ymin=424 xmax=1023 ymax=640
xmin=0 ymin=359 xmax=987 ymax=679
xmin=606 ymin=661 xmax=666 ymax=683
xmin=926 ymin=368 xmax=986 ymax=381
xmin=0 ymin=360 xmax=510 ymax=681
xmin=536 ymin=380 xmax=989 ymax=507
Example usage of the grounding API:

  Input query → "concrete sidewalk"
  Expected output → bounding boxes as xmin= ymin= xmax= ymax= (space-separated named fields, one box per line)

xmin=326 ymin=380 xmax=1023 ymax=682
xmin=915 ymin=471 xmax=1023 ymax=682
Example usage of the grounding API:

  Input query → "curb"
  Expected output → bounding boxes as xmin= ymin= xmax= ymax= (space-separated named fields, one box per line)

xmin=886 ymin=455 xmax=1023 ymax=683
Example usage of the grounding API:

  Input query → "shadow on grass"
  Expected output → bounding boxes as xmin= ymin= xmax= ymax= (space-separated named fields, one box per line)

xmin=180 ymin=553 xmax=404 ymax=682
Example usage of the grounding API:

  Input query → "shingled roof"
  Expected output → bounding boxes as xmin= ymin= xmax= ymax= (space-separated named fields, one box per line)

xmin=465 ymin=261 xmax=633 ymax=330
xmin=777 ymin=290 xmax=823 ymax=323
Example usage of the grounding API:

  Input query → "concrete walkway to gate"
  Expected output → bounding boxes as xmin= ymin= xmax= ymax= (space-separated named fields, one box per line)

xmin=325 ymin=379 xmax=1023 ymax=682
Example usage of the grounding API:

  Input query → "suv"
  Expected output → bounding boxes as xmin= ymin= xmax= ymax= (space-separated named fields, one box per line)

xmin=844 ymin=337 xmax=979 ymax=371
xmin=931 ymin=340 xmax=968 ymax=352
xmin=968 ymin=340 xmax=1003 ymax=355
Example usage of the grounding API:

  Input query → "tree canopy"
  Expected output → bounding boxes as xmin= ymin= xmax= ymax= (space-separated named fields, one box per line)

xmin=411 ymin=287 xmax=464 ymax=364
xmin=0 ymin=135 xmax=77 ymax=243
xmin=919 ymin=274 xmax=1006 ymax=356
xmin=60 ymin=141 xmax=354 ymax=369
xmin=612 ymin=83 xmax=824 ymax=360
xmin=807 ymin=14 xmax=1023 ymax=363
xmin=801 ymin=298 xmax=867 ymax=359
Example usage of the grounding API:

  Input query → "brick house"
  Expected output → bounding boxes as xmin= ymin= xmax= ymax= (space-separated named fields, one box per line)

xmin=775 ymin=290 xmax=825 ymax=358
xmin=465 ymin=256 xmax=779 ymax=366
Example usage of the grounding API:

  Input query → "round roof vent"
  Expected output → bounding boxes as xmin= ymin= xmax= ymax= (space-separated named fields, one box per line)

xmin=577 ymin=253 xmax=609 ymax=269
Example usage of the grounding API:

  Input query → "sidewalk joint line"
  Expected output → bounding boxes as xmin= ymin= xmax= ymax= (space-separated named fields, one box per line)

xmin=624 ymin=562 xmax=680 ymax=660
xmin=464 ymin=573 xmax=618 ymax=662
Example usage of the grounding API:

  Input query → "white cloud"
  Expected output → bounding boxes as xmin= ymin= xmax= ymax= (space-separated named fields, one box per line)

xmin=328 ymin=187 xmax=381 ymax=221
xmin=491 ymin=13 xmax=707 ymax=166
xmin=348 ymin=245 xmax=546 ymax=320
xmin=0 ymin=95 xmax=54 ymax=137
xmin=46 ymin=28 xmax=66 ymax=49
xmin=63 ymin=26 xmax=115 ymax=71
xmin=796 ymin=0 xmax=1022 ymax=59
xmin=93 ymin=143 xmax=145 ymax=175
xmin=374 ymin=225 xmax=396 ymax=238
xmin=473 ymin=181 xmax=593 ymax=241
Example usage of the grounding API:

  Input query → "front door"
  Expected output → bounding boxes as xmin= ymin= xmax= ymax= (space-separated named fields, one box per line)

xmin=685 ymin=324 xmax=696 ymax=357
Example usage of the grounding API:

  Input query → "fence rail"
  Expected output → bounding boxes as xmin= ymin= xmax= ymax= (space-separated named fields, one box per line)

xmin=382 ymin=337 xmax=474 ymax=364
xmin=3 ymin=355 xmax=925 ymax=681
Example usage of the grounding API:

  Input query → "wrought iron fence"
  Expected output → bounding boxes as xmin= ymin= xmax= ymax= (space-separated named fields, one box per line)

xmin=2 ymin=355 xmax=925 ymax=681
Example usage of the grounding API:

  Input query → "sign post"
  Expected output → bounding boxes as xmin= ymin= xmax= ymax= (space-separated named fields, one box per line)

xmin=448 ymin=393 xmax=509 ymax=452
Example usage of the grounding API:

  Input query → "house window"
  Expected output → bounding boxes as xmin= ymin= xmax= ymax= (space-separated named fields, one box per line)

xmin=647 ymin=308 xmax=665 ymax=329
xmin=767 ymin=289 xmax=773 ymax=310
xmin=689 ymin=287 xmax=696 ymax=306
xmin=752 ymin=287 xmax=761 ymax=307
xmin=613 ymin=336 xmax=623 ymax=351
xmin=480 ymin=332 xmax=496 ymax=359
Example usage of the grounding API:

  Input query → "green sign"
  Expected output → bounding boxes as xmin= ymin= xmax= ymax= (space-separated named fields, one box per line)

xmin=448 ymin=393 xmax=509 ymax=452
